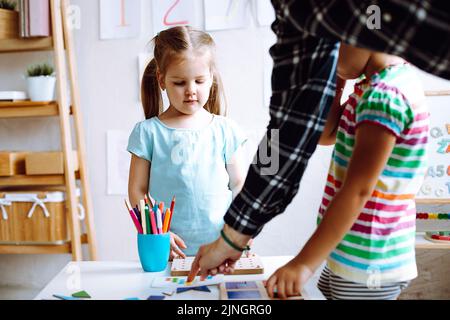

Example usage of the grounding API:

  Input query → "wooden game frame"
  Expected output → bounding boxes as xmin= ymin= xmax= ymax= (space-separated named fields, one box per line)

xmin=171 ymin=253 xmax=264 ymax=276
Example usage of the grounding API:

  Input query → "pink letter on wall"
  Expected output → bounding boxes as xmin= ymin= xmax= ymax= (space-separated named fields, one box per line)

xmin=152 ymin=0 xmax=202 ymax=35
xmin=100 ymin=0 xmax=141 ymax=40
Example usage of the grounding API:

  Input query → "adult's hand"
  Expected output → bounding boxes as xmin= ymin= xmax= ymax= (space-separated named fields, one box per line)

xmin=187 ymin=224 xmax=251 ymax=282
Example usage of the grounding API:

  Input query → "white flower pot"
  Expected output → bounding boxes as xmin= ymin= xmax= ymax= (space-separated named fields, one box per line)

xmin=26 ymin=76 xmax=56 ymax=101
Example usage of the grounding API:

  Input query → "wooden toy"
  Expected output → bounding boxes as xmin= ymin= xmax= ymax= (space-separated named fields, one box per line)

xmin=425 ymin=231 xmax=450 ymax=243
xmin=171 ymin=252 xmax=264 ymax=276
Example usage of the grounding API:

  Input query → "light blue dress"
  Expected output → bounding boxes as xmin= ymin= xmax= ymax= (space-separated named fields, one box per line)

xmin=127 ymin=115 xmax=247 ymax=256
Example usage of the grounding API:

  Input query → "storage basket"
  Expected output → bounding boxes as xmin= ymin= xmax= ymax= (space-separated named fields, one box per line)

xmin=0 ymin=189 xmax=84 ymax=244
xmin=0 ymin=8 xmax=19 ymax=40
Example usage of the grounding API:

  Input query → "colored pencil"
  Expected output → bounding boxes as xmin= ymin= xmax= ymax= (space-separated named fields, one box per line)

xmin=162 ymin=208 xmax=171 ymax=233
xmin=156 ymin=208 xmax=163 ymax=234
xmin=161 ymin=206 xmax=165 ymax=223
xmin=145 ymin=204 xmax=151 ymax=235
xmin=140 ymin=199 xmax=147 ymax=234
xmin=149 ymin=209 xmax=158 ymax=234
xmin=168 ymin=196 xmax=175 ymax=232
xmin=134 ymin=205 xmax=141 ymax=223
xmin=133 ymin=207 xmax=141 ymax=225
xmin=124 ymin=199 xmax=143 ymax=234
xmin=147 ymin=192 xmax=155 ymax=207
xmin=170 ymin=196 xmax=175 ymax=215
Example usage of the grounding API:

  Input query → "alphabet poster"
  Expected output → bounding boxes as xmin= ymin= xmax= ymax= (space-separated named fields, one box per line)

xmin=416 ymin=96 xmax=450 ymax=200
xmin=100 ymin=0 xmax=142 ymax=40
xmin=204 ymin=0 xmax=251 ymax=31
xmin=152 ymin=0 xmax=202 ymax=35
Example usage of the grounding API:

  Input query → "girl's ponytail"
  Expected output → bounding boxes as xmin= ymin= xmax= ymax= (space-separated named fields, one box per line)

xmin=205 ymin=71 xmax=227 ymax=116
xmin=141 ymin=58 xmax=163 ymax=119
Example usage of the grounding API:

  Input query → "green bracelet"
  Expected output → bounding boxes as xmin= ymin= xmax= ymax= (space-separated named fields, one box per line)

xmin=220 ymin=229 xmax=250 ymax=252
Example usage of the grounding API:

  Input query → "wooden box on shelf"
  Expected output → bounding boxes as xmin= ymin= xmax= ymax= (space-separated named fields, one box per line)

xmin=0 ymin=189 xmax=81 ymax=244
xmin=0 ymin=152 xmax=27 ymax=176
xmin=25 ymin=151 xmax=78 ymax=175
xmin=0 ymin=8 xmax=19 ymax=39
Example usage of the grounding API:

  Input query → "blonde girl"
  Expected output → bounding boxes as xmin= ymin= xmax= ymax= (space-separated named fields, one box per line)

xmin=127 ymin=26 xmax=247 ymax=258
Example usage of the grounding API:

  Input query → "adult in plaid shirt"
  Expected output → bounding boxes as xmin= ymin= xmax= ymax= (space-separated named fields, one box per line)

xmin=188 ymin=0 xmax=450 ymax=288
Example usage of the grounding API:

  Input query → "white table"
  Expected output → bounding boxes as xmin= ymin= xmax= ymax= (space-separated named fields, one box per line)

xmin=34 ymin=256 xmax=325 ymax=300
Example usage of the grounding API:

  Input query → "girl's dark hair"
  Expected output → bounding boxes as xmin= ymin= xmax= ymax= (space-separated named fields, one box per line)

xmin=141 ymin=26 xmax=226 ymax=119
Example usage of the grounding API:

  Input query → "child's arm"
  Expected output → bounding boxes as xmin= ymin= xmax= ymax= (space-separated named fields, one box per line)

xmin=266 ymin=122 xmax=397 ymax=299
xmin=128 ymin=154 xmax=150 ymax=208
xmin=319 ymin=77 xmax=346 ymax=145
xmin=128 ymin=154 xmax=187 ymax=258
xmin=226 ymin=146 xmax=247 ymax=199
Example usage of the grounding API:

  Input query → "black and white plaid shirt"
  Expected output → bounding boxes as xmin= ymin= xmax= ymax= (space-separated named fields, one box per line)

xmin=224 ymin=0 xmax=450 ymax=236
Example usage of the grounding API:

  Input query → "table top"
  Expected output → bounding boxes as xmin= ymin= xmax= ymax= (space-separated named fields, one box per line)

xmin=34 ymin=256 xmax=325 ymax=300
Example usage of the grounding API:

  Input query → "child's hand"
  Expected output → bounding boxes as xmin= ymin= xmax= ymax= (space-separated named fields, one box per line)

xmin=265 ymin=259 xmax=314 ymax=299
xmin=169 ymin=232 xmax=187 ymax=260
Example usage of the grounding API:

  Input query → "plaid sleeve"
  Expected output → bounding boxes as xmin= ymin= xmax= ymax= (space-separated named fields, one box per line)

xmin=223 ymin=9 xmax=339 ymax=235
xmin=299 ymin=0 xmax=450 ymax=80
xmin=355 ymin=84 xmax=414 ymax=137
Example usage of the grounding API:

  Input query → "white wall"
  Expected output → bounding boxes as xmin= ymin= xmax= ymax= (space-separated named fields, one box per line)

xmin=0 ymin=1 xmax=448 ymax=290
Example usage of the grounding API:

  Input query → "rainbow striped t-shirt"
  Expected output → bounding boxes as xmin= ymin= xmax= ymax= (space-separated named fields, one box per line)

xmin=319 ymin=63 xmax=429 ymax=284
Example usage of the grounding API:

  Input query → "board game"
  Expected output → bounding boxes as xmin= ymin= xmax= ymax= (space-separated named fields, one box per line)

xmin=171 ymin=253 xmax=264 ymax=276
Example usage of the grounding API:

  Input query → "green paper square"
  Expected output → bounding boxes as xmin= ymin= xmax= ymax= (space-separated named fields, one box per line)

xmin=72 ymin=290 xmax=91 ymax=298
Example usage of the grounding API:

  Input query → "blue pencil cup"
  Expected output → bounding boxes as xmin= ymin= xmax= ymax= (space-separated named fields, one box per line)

xmin=137 ymin=233 xmax=170 ymax=272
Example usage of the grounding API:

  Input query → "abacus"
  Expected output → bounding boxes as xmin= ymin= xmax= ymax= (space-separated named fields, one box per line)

xmin=416 ymin=212 xmax=450 ymax=243
xmin=416 ymin=212 xmax=450 ymax=220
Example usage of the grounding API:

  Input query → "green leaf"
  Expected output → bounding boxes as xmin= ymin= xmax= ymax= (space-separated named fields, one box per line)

xmin=26 ymin=63 xmax=55 ymax=77
xmin=0 ymin=0 xmax=17 ymax=11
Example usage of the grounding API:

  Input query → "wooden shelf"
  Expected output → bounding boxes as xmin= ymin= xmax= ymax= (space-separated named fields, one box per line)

xmin=0 ymin=172 xmax=80 ymax=187
xmin=0 ymin=243 xmax=71 ymax=254
xmin=416 ymin=199 xmax=450 ymax=205
xmin=0 ymin=37 xmax=53 ymax=53
xmin=0 ymin=234 xmax=88 ymax=254
xmin=0 ymin=0 xmax=98 ymax=261
xmin=0 ymin=101 xmax=61 ymax=118
xmin=425 ymin=90 xmax=450 ymax=96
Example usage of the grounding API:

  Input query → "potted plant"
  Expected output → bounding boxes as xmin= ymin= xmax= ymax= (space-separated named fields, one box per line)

xmin=0 ymin=0 xmax=18 ymax=39
xmin=26 ymin=63 xmax=56 ymax=101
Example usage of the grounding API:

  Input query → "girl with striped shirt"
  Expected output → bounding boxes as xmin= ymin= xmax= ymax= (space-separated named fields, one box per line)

xmin=266 ymin=43 xmax=429 ymax=300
